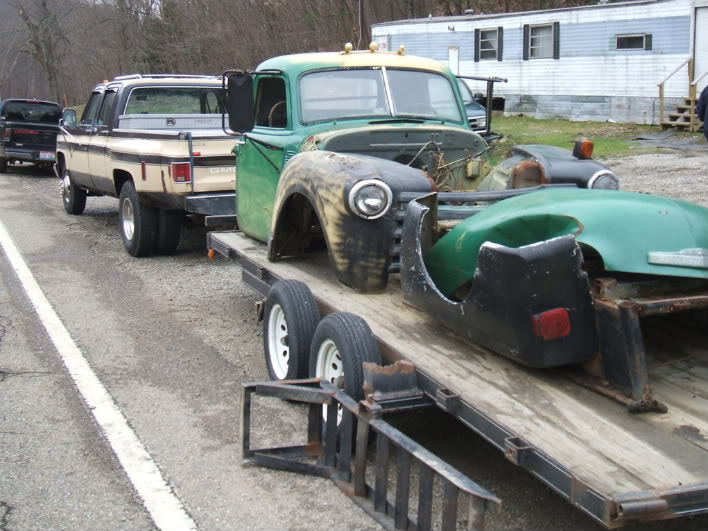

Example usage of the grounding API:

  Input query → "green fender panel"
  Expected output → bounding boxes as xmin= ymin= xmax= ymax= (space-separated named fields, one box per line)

xmin=425 ymin=188 xmax=708 ymax=297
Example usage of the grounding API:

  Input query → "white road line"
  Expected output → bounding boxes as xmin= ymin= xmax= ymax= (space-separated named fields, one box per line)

xmin=0 ymin=219 xmax=197 ymax=531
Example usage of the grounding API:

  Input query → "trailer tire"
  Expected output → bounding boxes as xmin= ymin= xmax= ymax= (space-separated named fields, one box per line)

xmin=156 ymin=209 xmax=182 ymax=255
xmin=61 ymin=168 xmax=87 ymax=215
xmin=119 ymin=180 xmax=157 ymax=257
xmin=263 ymin=280 xmax=320 ymax=381
xmin=309 ymin=312 xmax=382 ymax=424
xmin=0 ymin=157 xmax=7 ymax=173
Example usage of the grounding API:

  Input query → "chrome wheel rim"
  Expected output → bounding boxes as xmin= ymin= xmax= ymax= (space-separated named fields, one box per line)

xmin=122 ymin=198 xmax=135 ymax=241
xmin=267 ymin=304 xmax=289 ymax=379
xmin=62 ymin=175 xmax=71 ymax=203
xmin=316 ymin=338 xmax=344 ymax=423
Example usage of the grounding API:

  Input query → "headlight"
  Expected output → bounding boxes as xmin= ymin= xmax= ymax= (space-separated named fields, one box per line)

xmin=348 ymin=179 xmax=393 ymax=220
xmin=588 ymin=170 xmax=619 ymax=190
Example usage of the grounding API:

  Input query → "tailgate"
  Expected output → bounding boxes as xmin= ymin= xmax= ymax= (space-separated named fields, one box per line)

xmin=190 ymin=136 xmax=236 ymax=193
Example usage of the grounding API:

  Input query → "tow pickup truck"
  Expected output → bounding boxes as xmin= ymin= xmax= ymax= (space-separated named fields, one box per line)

xmin=57 ymin=74 xmax=237 ymax=256
xmin=208 ymin=46 xmax=707 ymax=530
xmin=0 ymin=98 xmax=62 ymax=172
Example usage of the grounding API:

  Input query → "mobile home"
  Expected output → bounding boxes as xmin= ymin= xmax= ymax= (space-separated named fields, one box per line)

xmin=372 ymin=0 xmax=708 ymax=125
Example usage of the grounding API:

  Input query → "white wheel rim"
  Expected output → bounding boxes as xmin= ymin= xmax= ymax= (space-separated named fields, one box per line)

xmin=122 ymin=198 xmax=135 ymax=241
xmin=316 ymin=338 xmax=344 ymax=423
xmin=267 ymin=304 xmax=290 ymax=380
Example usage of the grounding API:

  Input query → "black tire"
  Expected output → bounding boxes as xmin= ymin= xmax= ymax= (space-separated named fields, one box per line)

xmin=309 ymin=312 xmax=382 ymax=402
xmin=0 ymin=157 xmax=7 ymax=173
xmin=118 ymin=180 xmax=158 ymax=257
xmin=156 ymin=209 xmax=182 ymax=255
xmin=61 ymin=168 xmax=87 ymax=215
xmin=263 ymin=280 xmax=321 ymax=381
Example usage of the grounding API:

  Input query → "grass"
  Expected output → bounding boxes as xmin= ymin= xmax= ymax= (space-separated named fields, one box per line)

xmin=485 ymin=115 xmax=695 ymax=165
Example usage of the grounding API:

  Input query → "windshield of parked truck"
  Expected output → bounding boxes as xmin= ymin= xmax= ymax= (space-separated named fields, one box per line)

xmin=1 ymin=100 xmax=61 ymax=123
xmin=123 ymin=87 xmax=225 ymax=114
xmin=299 ymin=68 xmax=463 ymax=124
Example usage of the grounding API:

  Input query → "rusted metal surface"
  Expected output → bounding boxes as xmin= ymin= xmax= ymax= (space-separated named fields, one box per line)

xmin=241 ymin=378 xmax=501 ymax=531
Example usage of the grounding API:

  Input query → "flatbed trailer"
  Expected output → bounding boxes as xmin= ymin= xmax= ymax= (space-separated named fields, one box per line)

xmin=207 ymin=230 xmax=708 ymax=530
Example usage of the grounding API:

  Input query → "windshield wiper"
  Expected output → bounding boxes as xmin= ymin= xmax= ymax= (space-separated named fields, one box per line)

xmin=368 ymin=117 xmax=426 ymax=124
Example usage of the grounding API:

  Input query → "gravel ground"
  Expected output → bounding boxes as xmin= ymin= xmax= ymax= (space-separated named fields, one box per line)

xmin=601 ymin=146 xmax=708 ymax=206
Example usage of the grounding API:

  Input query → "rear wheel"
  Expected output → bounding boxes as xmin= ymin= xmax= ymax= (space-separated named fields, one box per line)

xmin=156 ymin=209 xmax=182 ymax=255
xmin=0 ymin=157 xmax=8 ymax=173
xmin=118 ymin=181 xmax=157 ymax=257
xmin=263 ymin=280 xmax=321 ymax=381
xmin=61 ymin=168 xmax=87 ymax=215
xmin=309 ymin=312 xmax=382 ymax=424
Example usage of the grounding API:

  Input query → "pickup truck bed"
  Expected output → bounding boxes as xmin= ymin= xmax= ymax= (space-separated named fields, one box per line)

xmin=208 ymin=230 xmax=708 ymax=528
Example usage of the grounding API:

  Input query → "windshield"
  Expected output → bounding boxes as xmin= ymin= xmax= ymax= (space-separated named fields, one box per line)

xmin=1 ymin=101 xmax=61 ymax=123
xmin=300 ymin=68 xmax=463 ymax=124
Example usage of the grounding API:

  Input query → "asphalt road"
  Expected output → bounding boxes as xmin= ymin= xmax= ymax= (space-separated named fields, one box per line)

xmin=1 ymin=163 xmax=706 ymax=531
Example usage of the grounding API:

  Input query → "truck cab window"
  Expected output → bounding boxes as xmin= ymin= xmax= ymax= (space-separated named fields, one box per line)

xmin=81 ymin=92 xmax=103 ymax=126
xmin=96 ymin=91 xmax=117 ymax=126
xmin=255 ymin=77 xmax=287 ymax=128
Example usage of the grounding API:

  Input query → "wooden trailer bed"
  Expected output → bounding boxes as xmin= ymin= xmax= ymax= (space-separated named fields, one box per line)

xmin=208 ymin=230 xmax=708 ymax=528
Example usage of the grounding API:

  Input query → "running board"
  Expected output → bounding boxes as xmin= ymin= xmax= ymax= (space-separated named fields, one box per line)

xmin=241 ymin=378 xmax=501 ymax=531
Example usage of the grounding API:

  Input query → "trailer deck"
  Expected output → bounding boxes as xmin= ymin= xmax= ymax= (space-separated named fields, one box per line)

xmin=208 ymin=230 xmax=708 ymax=528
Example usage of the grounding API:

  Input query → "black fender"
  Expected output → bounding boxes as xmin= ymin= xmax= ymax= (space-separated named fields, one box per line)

xmin=268 ymin=150 xmax=432 ymax=292
xmin=400 ymin=194 xmax=598 ymax=368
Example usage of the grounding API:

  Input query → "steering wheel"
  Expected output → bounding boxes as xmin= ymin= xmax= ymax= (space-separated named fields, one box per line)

xmin=268 ymin=100 xmax=286 ymax=128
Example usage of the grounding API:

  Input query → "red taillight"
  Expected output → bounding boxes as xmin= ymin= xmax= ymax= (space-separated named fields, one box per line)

xmin=15 ymin=129 xmax=39 ymax=135
xmin=171 ymin=162 xmax=191 ymax=183
xmin=532 ymin=308 xmax=571 ymax=341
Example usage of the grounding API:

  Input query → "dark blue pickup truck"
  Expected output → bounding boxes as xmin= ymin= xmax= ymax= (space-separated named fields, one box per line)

xmin=0 ymin=99 xmax=62 ymax=173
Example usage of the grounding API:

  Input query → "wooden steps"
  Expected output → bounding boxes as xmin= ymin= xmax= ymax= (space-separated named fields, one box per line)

xmin=661 ymin=97 xmax=704 ymax=131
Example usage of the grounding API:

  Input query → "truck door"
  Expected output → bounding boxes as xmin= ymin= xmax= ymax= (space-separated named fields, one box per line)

xmin=69 ymin=90 xmax=103 ymax=187
xmin=88 ymin=89 xmax=118 ymax=194
xmin=236 ymin=75 xmax=292 ymax=243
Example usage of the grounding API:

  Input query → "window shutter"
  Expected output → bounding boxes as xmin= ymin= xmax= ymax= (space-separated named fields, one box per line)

xmin=553 ymin=21 xmax=560 ymax=60
xmin=498 ymin=26 xmax=503 ymax=61
xmin=644 ymin=34 xmax=652 ymax=50
xmin=474 ymin=29 xmax=480 ymax=62
xmin=523 ymin=24 xmax=530 ymax=61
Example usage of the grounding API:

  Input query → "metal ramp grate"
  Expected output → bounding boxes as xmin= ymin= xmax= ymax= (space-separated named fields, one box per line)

xmin=241 ymin=378 xmax=501 ymax=531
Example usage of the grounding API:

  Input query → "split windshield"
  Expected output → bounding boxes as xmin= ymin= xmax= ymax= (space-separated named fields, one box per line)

xmin=299 ymin=68 xmax=463 ymax=124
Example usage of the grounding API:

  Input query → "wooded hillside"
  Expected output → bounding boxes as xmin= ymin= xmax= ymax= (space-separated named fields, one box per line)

xmin=0 ymin=0 xmax=596 ymax=105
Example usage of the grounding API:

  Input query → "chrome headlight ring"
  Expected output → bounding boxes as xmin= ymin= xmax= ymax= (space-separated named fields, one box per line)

xmin=347 ymin=179 xmax=393 ymax=220
xmin=588 ymin=170 xmax=619 ymax=190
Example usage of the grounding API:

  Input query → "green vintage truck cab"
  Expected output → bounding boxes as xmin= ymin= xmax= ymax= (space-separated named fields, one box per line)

xmin=225 ymin=45 xmax=616 ymax=292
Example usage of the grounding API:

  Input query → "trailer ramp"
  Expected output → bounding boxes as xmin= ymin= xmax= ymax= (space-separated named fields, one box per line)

xmin=241 ymin=378 xmax=501 ymax=531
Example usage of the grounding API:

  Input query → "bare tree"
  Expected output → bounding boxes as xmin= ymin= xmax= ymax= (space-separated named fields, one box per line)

xmin=17 ymin=0 xmax=69 ymax=102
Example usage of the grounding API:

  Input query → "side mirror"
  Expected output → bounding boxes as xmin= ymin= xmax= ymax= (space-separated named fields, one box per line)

xmin=226 ymin=72 xmax=255 ymax=134
xmin=62 ymin=109 xmax=76 ymax=128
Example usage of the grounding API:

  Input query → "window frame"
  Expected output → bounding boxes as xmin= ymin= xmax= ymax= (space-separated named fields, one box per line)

xmin=478 ymin=28 xmax=499 ymax=61
xmin=615 ymin=33 xmax=651 ymax=50
xmin=529 ymin=23 xmax=554 ymax=59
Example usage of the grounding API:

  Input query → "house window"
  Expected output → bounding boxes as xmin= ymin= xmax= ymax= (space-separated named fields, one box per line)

xmin=523 ymin=22 xmax=560 ymax=60
xmin=475 ymin=26 xmax=503 ymax=62
xmin=480 ymin=29 xmax=498 ymax=60
xmin=616 ymin=34 xmax=652 ymax=50
xmin=530 ymin=24 xmax=553 ymax=58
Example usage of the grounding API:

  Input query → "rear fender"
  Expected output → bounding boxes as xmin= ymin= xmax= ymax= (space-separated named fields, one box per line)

xmin=400 ymin=196 xmax=598 ymax=368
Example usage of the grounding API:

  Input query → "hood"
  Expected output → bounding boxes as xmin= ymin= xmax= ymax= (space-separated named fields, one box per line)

xmin=424 ymin=188 xmax=708 ymax=297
